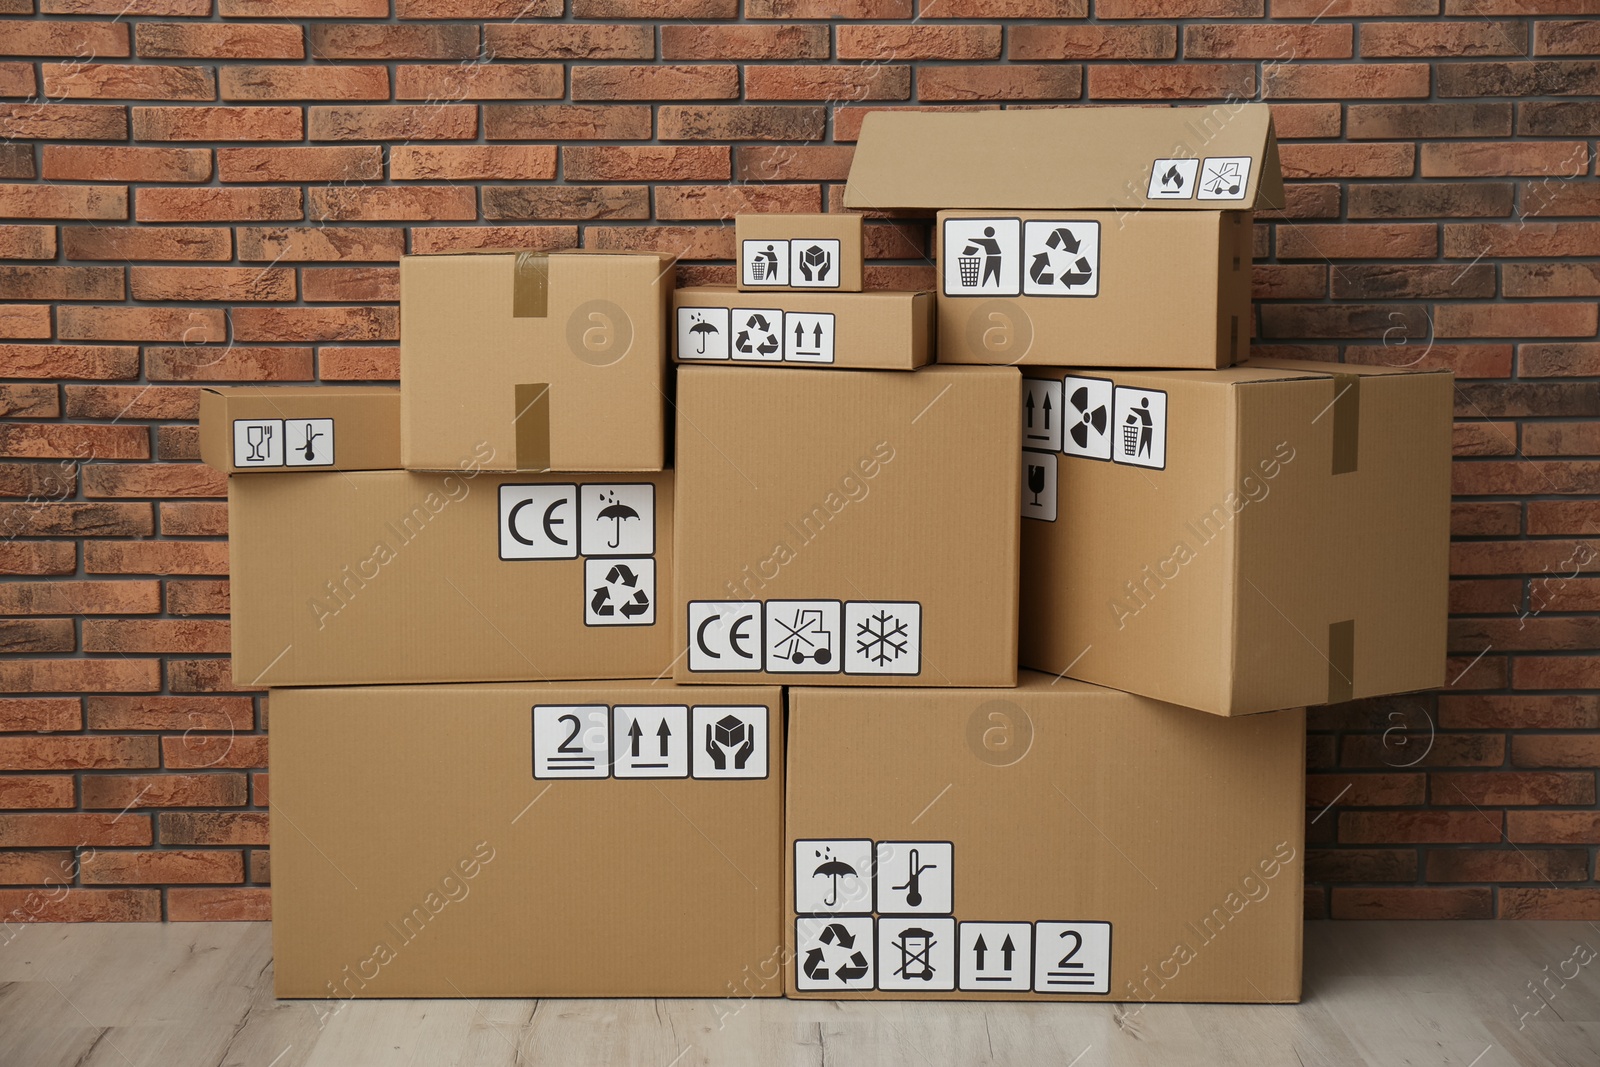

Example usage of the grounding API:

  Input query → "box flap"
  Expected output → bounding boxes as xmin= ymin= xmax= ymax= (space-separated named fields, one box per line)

xmin=845 ymin=104 xmax=1284 ymax=212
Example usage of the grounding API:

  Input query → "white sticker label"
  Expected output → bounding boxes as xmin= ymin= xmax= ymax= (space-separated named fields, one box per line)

xmin=796 ymin=915 xmax=874 ymax=991
xmin=687 ymin=600 xmax=762 ymax=673
xmin=875 ymin=841 xmax=952 ymax=916
xmin=283 ymin=418 xmax=334 ymax=467
xmin=1112 ymin=387 xmax=1168 ymax=470
xmin=1061 ymin=376 xmax=1114 ymax=462
xmin=532 ymin=705 xmax=610 ymax=779
xmin=584 ymin=557 xmax=654 ymax=626
xmin=231 ymin=419 xmax=283 ymax=468
xmin=784 ymin=312 xmax=835 ymax=364
xmin=1198 ymin=156 xmax=1252 ymax=200
xmin=580 ymin=483 xmax=654 ymax=557
xmin=1021 ymin=451 xmax=1057 ymax=523
xmin=677 ymin=306 xmax=730 ymax=360
xmin=943 ymin=217 xmax=1020 ymax=297
xmin=691 ymin=705 xmax=769 ymax=779
xmin=843 ymin=601 xmax=921 ymax=676
xmin=795 ymin=838 xmax=874 ymax=915
xmin=765 ymin=600 xmax=842 ymax=673
xmin=878 ymin=917 xmax=956 ymax=992
xmin=611 ymin=705 xmax=688 ymax=778
xmin=1022 ymin=378 xmax=1063 ymax=452
xmin=789 ymin=238 xmax=842 ymax=289
xmin=499 ymin=483 xmax=578 ymax=560
xmin=1148 ymin=157 xmax=1200 ymax=200
xmin=1022 ymin=220 xmax=1099 ymax=298
xmin=741 ymin=238 xmax=790 ymax=287
xmin=959 ymin=922 xmax=1033 ymax=992
xmin=1034 ymin=921 xmax=1112 ymax=995
xmin=730 ymin=308 xmax=784 ymax=361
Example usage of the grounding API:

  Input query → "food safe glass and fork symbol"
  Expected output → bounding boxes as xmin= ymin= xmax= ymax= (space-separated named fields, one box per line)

xmin=245 ymin=423 xmax=273 ymax=462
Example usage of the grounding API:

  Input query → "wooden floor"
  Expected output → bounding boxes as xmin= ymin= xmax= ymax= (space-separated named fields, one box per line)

xmin=1 ymin=921 xmax=1596 ymax=1066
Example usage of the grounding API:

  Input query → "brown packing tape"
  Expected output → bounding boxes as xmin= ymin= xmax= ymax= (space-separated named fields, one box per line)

xmin=1330 ymin=373 xmax=1360 ymax=476
xmin=512 ymin=251 xmax=548 ymax=319
xmin=1327 ymin=619 xmax=1355 ymax=704
xmin=514 ymin=383 xmax=550 ymax=472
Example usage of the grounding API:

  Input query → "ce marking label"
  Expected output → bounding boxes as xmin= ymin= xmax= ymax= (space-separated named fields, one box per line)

xmin=687 ymin=601 xmax=762 ymax=672
xmin=500 ymin=484 xmax=578 ymax=560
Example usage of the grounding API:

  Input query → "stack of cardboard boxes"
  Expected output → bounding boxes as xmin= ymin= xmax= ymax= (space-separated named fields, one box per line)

xmin=204 ymin=105 xmax=1451 ymax=1008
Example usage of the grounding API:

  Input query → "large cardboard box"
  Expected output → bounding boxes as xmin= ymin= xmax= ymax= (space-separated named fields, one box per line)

xmin=673 ymin=286 xmax=932 ymax=370
xmin=271 ymin=681 xmax=784 ymax=1000
xmin=401 ymin=250 xmax=673 ymax=473
xmin=736 ymin=212 xmax=864 ymax=292
xmin=844 ymin=105 xmax=1284 ymax=368
xmin=198 ymin=385 xmax=398 ymax=474
xmin=673 ymin=365 xmax=1019 ymax=687
xmin=229 ymin=466 xmax=674 ymax=686
xmin=1020 ymin=359 xmax=1453 ymax=716
xmin=786 ymin=674 xmax=1306 ymax=1002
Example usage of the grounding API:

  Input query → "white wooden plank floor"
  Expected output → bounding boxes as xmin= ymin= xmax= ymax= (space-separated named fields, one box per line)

xmin=0 ymin=920 xmax=1596 ymax=1066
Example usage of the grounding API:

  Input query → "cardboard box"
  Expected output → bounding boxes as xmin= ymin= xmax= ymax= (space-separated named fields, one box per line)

xmin=1019 ymin=359 xmax=1452 ymax=716
xmin=400 ymin=250 xmax=673 ymax=473
xmin=843 ymin=105 xmax=1285 ymax=368
xmin=229 ymin=466 xmax=674 ymax=686
xmin=271 ymin=680 xmax=784 ymax=999
xmin=785 ymin=674 xmax=1306 ymax=1002
xmin=673 ymin=286 xmax=932 ymax=371
xmin=198 ymin=385 xmax=399 ymax=474
xmin=673 ymin=364 xmax=1019 ymax=687
xmin=735 ymin=213 xmax=864 ymax=292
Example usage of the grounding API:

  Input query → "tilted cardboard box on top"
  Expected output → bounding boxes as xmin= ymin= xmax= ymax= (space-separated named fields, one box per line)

xmin=228 ymin=466 xmax=674 ymax=686
xmin=1019 ymin=358 xmax=1453 ymax=716
xmin=401 ymin=249 xmax=673 ymax=473
xmin=198 ymin=385 xmax=399 ymax=475
xmin=271 ymin=681 xmax=784 ymax=999
xmin=786 ymin=674 xmax=1306 ymax=1002
xmin=673 ymin=286 xmax=932 ymax=370
xmin=673 ymin=365 xmax=1020 ymax=687
xmin=845 ymin=105 xmax=1285 ymax=368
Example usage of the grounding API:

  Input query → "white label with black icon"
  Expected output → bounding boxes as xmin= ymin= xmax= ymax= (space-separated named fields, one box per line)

xmin=878 ymin=917 xmax=957 ymax=992
xmin=532 ymin=705 xmax=610 ymax=779
xmin=1034 ymin=921 xmax=1112 ymax=995
xmin=691 ymin=704 xmax=769 ymax=779
xmin=875 ymin=841 xmax=952 ymax=916
xmin=583 ymin=557 xmax=654 ymax=627
xmin=283 ymin=418 xmax=334 ymax=467
xmin=796 ymin=915 xmax=875 ymax=992
xmin=765 ymin=600 xmax=842 ymax=673
xmin=232 ymin=419 xmax=283 ymax=468
xmin=687 ymin=600 xmax=762 ymax=673
xmin=677 ymin=306 xmax=730 ymax=360
xmin=730 ymin=308 xmax=784 ymax=361
xmin=611 ymin=705 xmax=688 ymax=779
xmin=741 ymin=238 xmax=790 ymax=288
xmin=1022 ymin=378 xmax=1063 ymax=452
xmin=1022 ymin=220 xmax=1100 ymax=298
xmin=1148 ymin=157 xmax=1200 ymax=200
xmin=1111 ymin=387 xmax=1167 ymax=470
xmin=789 ymin=239 xmax=841 ymax=289
xmin=1060 ymin=376 xmax=1114 ymax=462
xmin=943 ymin=217 xmax=1020 ymax=297
xmin=579 ymin=483 xmax=654 ymax=557
xmin=784 ymin=312 xmax=835 ymax=364
xmin=1198 ymin=156 xmax=1252 ymax=201
xmin=843 ymin=601 xmax=921 ymax=676
xmin=959 ymin=922 xmax=1034 ymax=992
xmin=795 ymin=839 xmax=875 ymax=915
xmin=1021 ymin=451 xmax=1057 ymax=522
xmin=499 ymin=483 xmax=578 ymax=561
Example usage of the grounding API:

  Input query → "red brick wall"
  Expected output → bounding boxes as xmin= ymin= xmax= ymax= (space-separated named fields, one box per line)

xmin=0 ymin=2 xmax=1595 ymax=924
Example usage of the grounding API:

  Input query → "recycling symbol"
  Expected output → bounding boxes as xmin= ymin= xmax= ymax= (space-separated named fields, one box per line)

xmin=590 ymin=562 xmax=651 ymax=619
xmin=1023 ymin=220 xmax=1100 ymax=298
xmin=803 ymin=922 xmax=870 ymax=984
xmin=1030 ymin=228 xmax=1092 ymax=289
xmin=734 ymin=311 xmax=781 ymax=360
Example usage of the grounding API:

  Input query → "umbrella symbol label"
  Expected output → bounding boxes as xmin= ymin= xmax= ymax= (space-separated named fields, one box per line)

xmin=1198 ymin=155 xmax=1252 ymax=201
xmin=783 ymin=311 xmax=835 ymax=364
xmin=1146 ymin=157 xmax=1199 ymax=200
xmin=580 ymin=483 xmax=654 ymax=557
xmin=583 ymin=557 xmax=655 ymax=628
xmin=689 ymin=704 xmax=769 ymax=779
xmin=794 ymin=839 xmax=873 ymax=915
xmin=676 ymin=306 xmax=730 ymax=360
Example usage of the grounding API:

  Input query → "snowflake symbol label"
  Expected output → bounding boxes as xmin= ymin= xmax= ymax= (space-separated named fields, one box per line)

xmin=844 ymin=602 xmax=922 ymax=676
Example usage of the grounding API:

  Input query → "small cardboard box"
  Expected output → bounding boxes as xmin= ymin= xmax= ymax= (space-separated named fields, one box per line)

xmin=786 ymin=674 xmax=1306 ymax=1003
xmin=844 ymin=105 xmax=1284 ymax=368
xmin=198 ymin=385 xmax=398 ymax=475
xmin=673 ymin=364 xmax=1019 ymax=687
xmin=673 ymin=286 xmax=932 ymax=371
xmin=229 ymin=466 xmax=674 ymax=687
xmin=400 ymin=250 xmax=673 ymax=473
xmin=271 ymin=680 xmax=784 ymax=999
xmin=1019 ymin=359 xmax=1453 ymax=716
xmin=735 ymin=212 xmax=864 ymax=292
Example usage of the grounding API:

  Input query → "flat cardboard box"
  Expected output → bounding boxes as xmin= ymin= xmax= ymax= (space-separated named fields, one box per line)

xmin=1019 ymin=359 xmax=1452 ymax=716
xmin=673 ymin=365 xmax=1019 ymax=687
xmin=673 ymin=286 xmax=932 ymax=370
xmin=735 ymin=213 xmax=864 ymax=292
xmin=271 ymin=681 xmax=784 ymax=999
xmin=198 ymin=385 xmax=399 ymax=474
xmin=229 ymin=467 xmax=674 ymax=686
xmin=786 ymin=673 xmax=1306 ymax=1002
xmin=401 ymin=249 xmax=673 ymax=473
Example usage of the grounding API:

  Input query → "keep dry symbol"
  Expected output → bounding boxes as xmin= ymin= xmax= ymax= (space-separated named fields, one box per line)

xmin=596 ymin=489 xmax=640 ymax=549
xmin=812 ymin=845 xmax=858 ymax=908
xmin=686 ymin=312 xmax=720 ymax=354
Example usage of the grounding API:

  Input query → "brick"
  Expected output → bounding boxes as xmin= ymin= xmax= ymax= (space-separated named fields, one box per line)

xmin=0 ymin=184 xmax=126 ymax=221
xmin=1340 ymin=732 xmax=1505 ymax=768
xmin=576 ymin=0 xmax=735 ymax=12
xmin=231 ymin=306 xmax=397 ymax=342
xmin=0 ymin=266 xmax=123 ymax=302
xmin=754 ymin=0 xmax=910 ymax=12
xmin=151 ymin=345 xmax=313 ymax=385
xmin=1525 ymin=422 xmax=1600 ymax=454
xmin=0 ymin=384 xmax=60 ymax=419
xmin=1450 ymin=505 xmax=1519 ymax=539
xmin=0 ymin=543 xmax=78 ymax=576
xmin=309 ymin=105 xmax=476 ymax=142
xmin=159 ymin=811 xmax=268 ymax=846
xmin=1276 ymin=0 xmax=1438 ymax=11
xmin=1265 ymin=63 xmax=1430 ymax=99
xmin=1010 ymin=24 xmax=1173 ymax=60
xmin=0 ymin=502 xmax=154 ymax=541
xmin=1276 ymin=224 xmax=1436 ymax=260
xmin=87 ymin=696 xmax=252 ymax=732
xmin=1279 ymin=143 xmax=1414 ymax=179
xmin=217 ymin=146 xmax=381 ymax=184
xmin=67 ymin=386 xmax=199 ymax=422
xmin=1537 ymin=20 xmax=1600 ymax=54
xmin=1513 ymin=734 xmax=1600 ymax=769
xmin=81 ymin=850 xmax=244 ymax=885
xmin=42 ymin=0 xmax=211 ymax=9
xmin=1254 ymin=264 xmax=1327 ymax=301
xmin=8 ymin=21 xmax=129 ymax=57
xmin=0 ymin=887 xmax=159 ymax=922
xmin=1441 ymin=61 xmax=1600 ymax=97
xmin=833 ymin=104 xmax=997 ymax=143
xmin=0 ymin=145 xmax=33 ymax=180
xmin=163 ymin=734 xmax=265 ymax=769
xmin=0 ymin=226 xmax=55 ymax=261
xmin=485 ymin=104 xmax=652 ymax=141
xmin=1447 ymin=221 xmax=1600 ymax=258
xmin=1330 ymin=888 xmax=1492 ymax=920
xmin=0 ymin=736 xmax=158 ymax=772
xmin=310 ymin=23 xmax=478 ymax=60
xmin=302 ymin=267 xmax=396 ymax=303
xmin=219 ymin=65 xmax=389 ymax=102
xmin=82 ymin=618 xmax=228 ymax=655
xmin=83 ymin=464 xmax=227 ymax=499
xmin=395 ymin=63 xmax=563 ymax=101
xmin=0 ymin=769 xmax=75 ymax=807
xmin=1340 ymin=810 xmax=1502 ymax=844
xmin=166 ymin=578 xmax=231 ymax=614
xmin=922 ymin=65 xmax=1082 ymax=101
xmin=1347 ymin=182 xmax=1512 ymax=218
xmin=586 ymin=225 xmax=732 ymax=260
xmin=0 ymin=621 xmax=75 ymax=655
xmin=1308 ymin=772 xmax=1426 ymax=807
xmin=566 ymin=146 xmax=725 ymax=183
xmin=1362 ymin=21 xmax=1527 ymax=57
xmin=157 ymin=426 xmax=200 ymax=462
xmin=409 ymin=226 xmax=577 ymax=254
xmin=318 ymin=345 xmax=400 ymax=379
xmin=0 ymin=812 xmax=151 ymax=846
xmin=1186 ymin=24 xmax=1351 ymax=59
xmin=64 ymin=225 xmax=232 ymax=262
xmin=1507 ymin=265 xmax=1600 ymax=299
xmin=0 ymin=424 xmax=146 ymax=460
xmin=136 ymin=23 xmax=306 ymax=60
xmin=1436 ymin=303 xmax=1597 ymax=339
xmin=129 ymin=267 xmax=295 ymax=304
xmin=0 ymin=104 xmax=127 ymax=141
xmin=41 ymin=63 xmax=215 ymax=101
xmin=137 ymin=187 xmax=302 ymax=223
xmin=1305 ymin=849 xmax=1417 ymax=883
xmin=133 ymin=106 xmax=302 ymax=142
xmin=0 ymin=344 xmax=138 ymax=380
xmin=161 ymin=504 xmax=230 ymax=538
xmin=486 ymin=24 xmax=654 ymax=61
xmin=576 ymin=65 xmax=740 ymax=101
xmin=250 ymin=849 xmax=270 ymax=884
xmin=1331 ymin=264 xmax=1494 ymax=300
xmin=657 ymin=185 xmax=821 ymax=221
xmin=0 ymin=700 xmax=80 ymax=734
xmin=0 ymin=850 xmax=74 ymax=884
xmin=398 ymin=0 xmax=559 ymax=12
xmin=1424 ymin=141 xmax=1588 ymax=178
xmin=1428 ymin=848 xmax=1587 ymax=884
xmin=1442 ymin=695 xmax=1600 ymax=731
xmin=1506 ymin=811 xmax=1600 ymax=844
xmin=84 ymin=541 xmax=228 ymax=576
xmin=1500 ymin=889 xmax=1600 ymax=920
xmin=221 ymin=0 xmax=386 ymax=12
xmin=736 ymin=145 xmax=851 ymax=183
xmin=0 ymin=62 xmax=32 ymax=98
xmin=1432 ymin=771 xmax=1594 ymax=807
xmin=170 ymin=659 xmax=247 ymax=694
xmin=1349 ymin=102 xmax=1512 ymax=140
xmin=236 ymin=225 xmax=404 ymax=262
xmin=41 ymin=146 xmax=211 ymax=183
xmin=835 ymin=25 xmax=998 ymax=61
xmin=482 ymin=185 xmax=650 ymax=221
xmin=1523 ymin=342 xmax=1600 ymax=376
xmin=664 ymin=25 xmax=827 ymax=60
xmin=168 ymin=887 xmax=271 ymax=922
xmin=1451 ymin=422 xmax=1516 ymax=457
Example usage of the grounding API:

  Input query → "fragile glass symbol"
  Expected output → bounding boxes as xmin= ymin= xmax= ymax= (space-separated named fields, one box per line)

xmin=245 ymin=423 xmax=272 ymax=462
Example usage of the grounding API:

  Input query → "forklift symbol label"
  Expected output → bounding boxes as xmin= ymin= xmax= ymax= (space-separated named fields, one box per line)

xmin=765 ymin=600 xmax=842 ymax=673
xmin=690 ymin=705 xmax=769 ymax=779
xmin=1198 ymin=156 xmax=1252 ymax=201
xmin=878 ymin=917 xmax=956 ymax=992
xmin=876 ymin=841 xmax=953 ymax=916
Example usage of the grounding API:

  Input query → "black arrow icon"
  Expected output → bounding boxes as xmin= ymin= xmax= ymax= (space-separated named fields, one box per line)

xmin=974 ymin=933 xmax=988 ymax=970
xmin=1025 ymin=392 xmax=1034 ymax=427
xmin=590 ymin=586 xmax=614 ymax=616
xmin=812 ymin=323 xmax=823 ymax=347
xmin=1029 ymin=251 xmax=1054 ymax=286
xmin=1046 ymin=226 xmax=1080 ymax=254
xmin=656 ymin=718 xmax=671 ymax=756
xmin=835 ymin=951 xmax=869 ymax=981
xmin=1041 ymin=392 xmax=1052 ymax=428
xmin=793 ymin=320 xmax=804 ymax=346
xmin=1060 ymin=255 xmax=1093 ymax=289
xmin=803 ymin=947 xmax=828 ymax=981
xmin=820 ymin=922 xmax=855 ymax=950
xmin=1001 ymin=934 xmax=1016 ymax=970
xmin=619 ymin=590 xmax=650 ymax=618
xmin=627 ymin=719 xmax=642 ymax=757
xmin=606 ymin=563 xmax=638 ymax=587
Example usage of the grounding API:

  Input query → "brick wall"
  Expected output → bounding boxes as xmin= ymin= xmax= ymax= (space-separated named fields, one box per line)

xmin=0 ymin=1 xmax=1596 ymax=924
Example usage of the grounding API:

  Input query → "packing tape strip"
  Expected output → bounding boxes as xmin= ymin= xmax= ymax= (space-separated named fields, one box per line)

xmin=513 ymin=383 xmax=550 ymax=472
xmin=1330 ymin=373 xmax=1359 ymax=476
xmin=1327 ymin=618 xmax=1355 ymax=705
xmin=512 ymin=251 xmax=549 ymax=319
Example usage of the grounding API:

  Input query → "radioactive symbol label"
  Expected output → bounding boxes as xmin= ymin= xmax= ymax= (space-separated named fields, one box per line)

xmin=1147 ymin=157 xmax=1200 ymax=200
xmin=1059 ymin=375 xmax=1114 ymax=462
xmin=583 ymin=557 xmax=655 ymax=627
xmin=1022 ymin=220 xmax=1100 ymax=298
